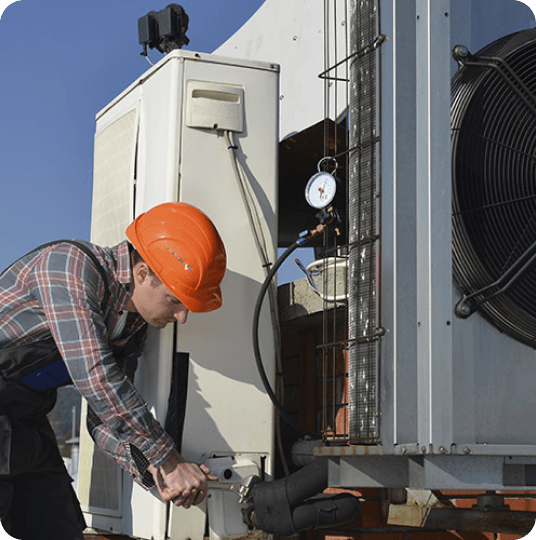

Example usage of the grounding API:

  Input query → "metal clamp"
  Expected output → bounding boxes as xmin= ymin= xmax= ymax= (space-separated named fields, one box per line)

xmin=208 ymin=475 xmax=261 ymax=504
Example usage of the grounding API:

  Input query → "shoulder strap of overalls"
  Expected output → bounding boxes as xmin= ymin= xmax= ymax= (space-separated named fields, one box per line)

xmin=1 ymin=240 xmax=111 ymax=309
xmin=0 ymin=241 xmax=114 ymax=394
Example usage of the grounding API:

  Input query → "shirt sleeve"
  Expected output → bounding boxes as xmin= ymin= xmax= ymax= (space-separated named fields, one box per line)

xmin=87 ymin=406 xmax=156 ymax=489
xmin=28 ymin=245 xmax=176 ymax=474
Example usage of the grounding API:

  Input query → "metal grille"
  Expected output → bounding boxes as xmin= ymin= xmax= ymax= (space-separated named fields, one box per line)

xmin=452 ymin=28 xmax=536 ymax=347
xmin=347 ymin=0 xmax=381 ymax=443
xmin=318 ymin=0 xmax=382 ymax=443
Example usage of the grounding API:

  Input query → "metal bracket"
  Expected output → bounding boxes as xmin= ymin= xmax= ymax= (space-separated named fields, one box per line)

xmin=318 ymin=34 xmax=387 ymax=82
xmin=454 ymin=237 xmax=536 ymax=318
xmin=452 ymin=44 xmax=536 ymax=117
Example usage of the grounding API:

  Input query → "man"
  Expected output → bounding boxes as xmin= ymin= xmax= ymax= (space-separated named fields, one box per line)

xmin=0 ymin=201 xmax=226 ymax=540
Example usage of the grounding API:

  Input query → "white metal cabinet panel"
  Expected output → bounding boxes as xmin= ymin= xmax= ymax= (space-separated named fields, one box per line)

xmin=377 ymin=0 xmax=536 ymax=467
xmin=447 ymin=0 xmax=536 ymax=454
xmin=450 ymin=0 xmax=536 ymax=58
xmin=83 ymin=49 xmax=279 ymax=539
xmin=175 ymin=56 xmax=279 ymax=462
xmin=169 ymin=53 xmax=279 ymax=540
xmin=414 ymin=0 xmax=454 ymax=452
xmin=135 ymin=56 xmax=184 ymax=209
xmin=452 ymin=308 xmax=536 ymax=448
xmin=379 ymin=0 xmax=419 ymax=449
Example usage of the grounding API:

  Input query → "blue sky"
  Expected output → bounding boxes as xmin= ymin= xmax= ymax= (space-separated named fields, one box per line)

xmin=0 ymin=0 xmax=267 ymax=272
xmin=3 ymin=1 xmax=536 ymax=282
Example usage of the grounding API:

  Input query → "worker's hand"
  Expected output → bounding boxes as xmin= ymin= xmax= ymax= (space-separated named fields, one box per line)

xmin=149 ymin=451 xmax=218 ymax=509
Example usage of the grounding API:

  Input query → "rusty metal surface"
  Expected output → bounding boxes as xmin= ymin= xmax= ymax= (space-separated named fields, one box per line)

xmin=425 ymin=507 xmax=536 ymax=535
xmin=386 ymin=488 xmax=536 ymax=535
xmin=315 ymin=445 xmax=383 ymax=457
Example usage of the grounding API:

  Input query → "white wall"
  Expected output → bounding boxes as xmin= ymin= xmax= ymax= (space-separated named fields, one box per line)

xmin=215 ymin=0 xmax=348 ymax=140
xmin=215 ymin=0 xmax=535 ymax=141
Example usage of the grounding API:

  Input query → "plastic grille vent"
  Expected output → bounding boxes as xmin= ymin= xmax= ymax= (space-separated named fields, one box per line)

xmin=452 ymin=28 xmax=536 ymax=347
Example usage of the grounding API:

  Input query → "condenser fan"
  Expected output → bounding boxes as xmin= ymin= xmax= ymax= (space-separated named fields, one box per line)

xmin=452 ymin=28 xmax=536 ymax=347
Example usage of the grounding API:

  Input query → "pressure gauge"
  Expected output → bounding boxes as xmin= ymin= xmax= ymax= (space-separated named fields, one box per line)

xmin=305 ymin=171 xmax=338 ymax=209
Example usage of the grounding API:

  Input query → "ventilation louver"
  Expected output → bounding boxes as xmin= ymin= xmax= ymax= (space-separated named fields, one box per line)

xmin=452 ymin=28 xmax=536 ymax=347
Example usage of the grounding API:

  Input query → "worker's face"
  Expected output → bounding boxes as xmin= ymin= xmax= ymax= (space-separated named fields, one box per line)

xmin=129 ymin=262 xmax=189 ymax=328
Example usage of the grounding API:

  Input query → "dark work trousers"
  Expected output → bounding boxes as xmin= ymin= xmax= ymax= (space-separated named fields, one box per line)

xmin=0 ymin=336 xmax=87 ymax=540
xmin=0 ymin=416 xmax=86 ymax=540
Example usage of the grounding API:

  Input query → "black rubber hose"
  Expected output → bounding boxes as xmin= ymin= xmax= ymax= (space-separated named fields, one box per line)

xmin=283 ymin=455 xmax=328 ymax=503
xmin=251 ymin=458 xmax=329 ymax=535
xmin=252 ymin=236 xmax=321 ymax=438
xmin=292 ymin=494 xmax=362 ymax=533
xmin=251 ymin=458 xmax=361 ymax=535
xmin=251 ymin=458 xmax=328 ymax=531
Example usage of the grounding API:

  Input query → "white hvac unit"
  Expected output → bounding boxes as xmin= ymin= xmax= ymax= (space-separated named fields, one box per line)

xmin=79 ymin=50 xmax=279 ymax=540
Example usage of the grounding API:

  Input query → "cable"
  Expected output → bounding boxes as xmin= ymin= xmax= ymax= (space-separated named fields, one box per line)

xmin=224 ymin=133 xmax=336 ymax=440
xmin=224 ymin=131 xmax=272 ymax=265
xmin=223 ymin=131 xmax=282 ymax=364
xmin=253 ymin=231 xmax=325 ymax=439
xmin=223 ymin=131 xmax=292 ymax=467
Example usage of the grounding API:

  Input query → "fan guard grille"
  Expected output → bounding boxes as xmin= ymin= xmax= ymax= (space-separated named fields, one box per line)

xmin=452 ymin=28 xmax=536 ymax=347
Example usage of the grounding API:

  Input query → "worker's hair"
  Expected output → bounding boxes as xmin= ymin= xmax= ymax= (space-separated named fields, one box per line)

xmin=129 ymin=244 xmax=146 ymax=267
xmin=128 ymin=243 xmax=159 ymax=280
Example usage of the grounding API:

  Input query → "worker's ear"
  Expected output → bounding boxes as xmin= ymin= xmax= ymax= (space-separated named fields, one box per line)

xmin=132 ymin=261 xmax=150 ymax=285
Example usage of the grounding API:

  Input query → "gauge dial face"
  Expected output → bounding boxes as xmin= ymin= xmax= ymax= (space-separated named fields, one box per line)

xmin=305 ymin=172 xmax=337 ymax=209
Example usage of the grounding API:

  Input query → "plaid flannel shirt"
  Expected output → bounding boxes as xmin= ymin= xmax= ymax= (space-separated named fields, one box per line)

xmin=0 ymin=240 xmax=176 ymax=488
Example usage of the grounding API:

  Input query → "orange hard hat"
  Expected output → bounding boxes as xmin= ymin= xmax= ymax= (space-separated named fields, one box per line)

xmin=126 ymin=202 xmax=226 ymax=313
